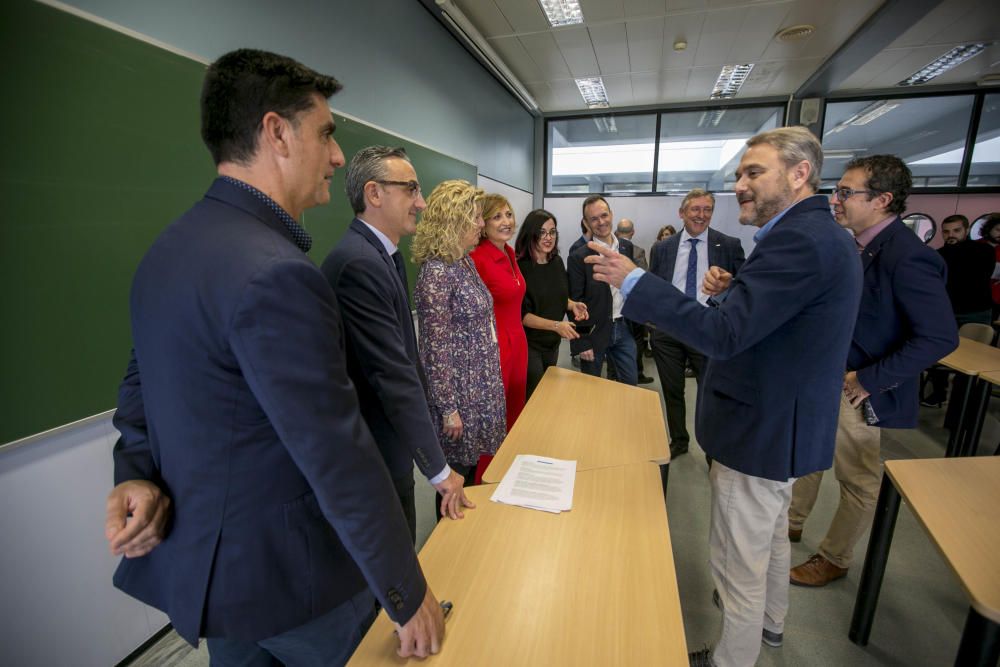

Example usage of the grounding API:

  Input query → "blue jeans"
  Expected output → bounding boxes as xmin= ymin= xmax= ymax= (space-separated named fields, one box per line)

xmin=581 ymin=319 xmax=638 ymax=386
xmin=206 ymin=588 xmax=376 ymax=667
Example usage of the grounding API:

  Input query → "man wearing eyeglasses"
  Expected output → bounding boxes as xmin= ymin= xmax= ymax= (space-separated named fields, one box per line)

xmin=322 ymin=146 xmax=475 ymax=541
xmin=787 ymin=155 xmax=957 ymax=588
xmin=647 ymin=189 xmax=745 ymax=459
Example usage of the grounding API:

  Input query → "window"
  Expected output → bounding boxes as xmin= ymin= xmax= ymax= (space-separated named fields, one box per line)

xmin=821 ymin=95 xmax=975 ymax=188
xmin=547 ymin=114 xmax=657 ymax=194
xmin=656 ymin=107 xmax=782 ymax=192
xmin=968 ymin=93 xmax=1000 ymax=187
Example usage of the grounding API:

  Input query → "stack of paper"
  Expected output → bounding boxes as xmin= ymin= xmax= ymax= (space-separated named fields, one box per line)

xmin=490 ymin=455 xmax=576 ymax=513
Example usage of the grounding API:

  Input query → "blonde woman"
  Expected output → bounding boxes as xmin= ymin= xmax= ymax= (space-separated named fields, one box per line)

xmin=470 ymin=194 xmax=528 ymax=430
xmin=413 ymin=180 xmax=506 ymax=510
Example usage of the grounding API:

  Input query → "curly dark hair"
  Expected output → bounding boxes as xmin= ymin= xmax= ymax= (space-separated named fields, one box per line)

xmin=201 ymin=49 xmax=342 ymax=166
xmin=844 ymin=155 xmax=912 ymax=215
xmin=981 ymin=213 xmax=1000 ymax=242
xmin=515 ymin=209 xmax=559 ymax=262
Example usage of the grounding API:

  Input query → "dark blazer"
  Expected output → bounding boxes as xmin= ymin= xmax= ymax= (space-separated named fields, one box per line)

xmin=624 ymin=195 xmax=861 ymax=481
xmin=567 ymin=238 xmax=634 ymax=356
xmin=851 ymin=218 xmax=958 ymax=428
xmin=321 ymin=219 xmax=447 ymax=481
xmin=112 ymin=180 xmax=424 ymax=645
xmin=568 ymin=235 xmax=589 ymax=255
xmin=648 ymin=227 xmax=746 ymax=282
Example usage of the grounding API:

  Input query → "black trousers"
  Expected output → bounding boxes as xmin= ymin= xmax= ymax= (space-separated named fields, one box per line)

xmin=526 ymin=341 xmax=560 ymax=400
xmin=650 ymin=330 xmax=705 ymax=449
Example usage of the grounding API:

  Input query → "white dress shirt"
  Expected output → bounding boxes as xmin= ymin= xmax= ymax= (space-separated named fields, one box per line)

xmin=671 ymin=228 xmax=710 ymax=306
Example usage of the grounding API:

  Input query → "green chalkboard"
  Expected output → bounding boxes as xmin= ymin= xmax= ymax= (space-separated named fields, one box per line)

xmin=0 ymin=0 xmax=475 ymax=444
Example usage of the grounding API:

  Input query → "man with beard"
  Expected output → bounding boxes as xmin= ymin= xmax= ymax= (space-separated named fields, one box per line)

xmin=584 ymin=127 xmax=860 ymax=667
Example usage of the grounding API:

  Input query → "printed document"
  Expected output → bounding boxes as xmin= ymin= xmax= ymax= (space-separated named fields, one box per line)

xmin=490 ymin=455 xmax=576 ymax=513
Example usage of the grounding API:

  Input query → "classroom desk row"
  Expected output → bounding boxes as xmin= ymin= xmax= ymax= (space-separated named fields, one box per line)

xmin=936 ymin=337 xmax=1000 ymax=457
xmin=348 ymin=367 xmax=684 ymax=665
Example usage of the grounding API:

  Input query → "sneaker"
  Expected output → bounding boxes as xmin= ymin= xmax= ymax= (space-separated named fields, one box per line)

xmin=688 ymin=646 xmax=715 ymax=667
xmin=762 ymin=628 xmax=783 ymax=648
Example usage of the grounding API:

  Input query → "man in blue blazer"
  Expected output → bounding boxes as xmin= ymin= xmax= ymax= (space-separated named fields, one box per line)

xmin=788 ymin=155 xmax=957 ymax=587
xmin=586 ymin=127 xmax=861 ymax=667
xmin=321 ymin=146 xmax=473 ymax=537
xmin=103 ymin=50 xmax=444 ymax=663
xmin=648 ymin=188 xmax=745 ymax=458
xmin=568 ymin=195 xmax=638 ymax=385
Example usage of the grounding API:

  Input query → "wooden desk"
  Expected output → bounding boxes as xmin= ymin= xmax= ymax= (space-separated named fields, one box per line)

xmin=348 ymin=463 xmax=688 ymax=666
xmin=937 ymin=338 xmax=1000 ymax=457
xmin=482 ymin=367 xmax=670 ymax=484
xmin=850 ymin=458 xmax=1000 ymax=666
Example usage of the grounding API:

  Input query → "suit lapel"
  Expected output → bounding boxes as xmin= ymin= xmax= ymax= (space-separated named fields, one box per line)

xmin=707 ymin=229 xmax=722 ymax=267
xmin=665 ymin=236 xmax=679 ymax=274
xmin=860 ymin=217 xmax=901 ymax=274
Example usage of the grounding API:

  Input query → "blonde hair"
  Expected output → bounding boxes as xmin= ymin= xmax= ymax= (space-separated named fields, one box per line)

xmin=481 ymin=194 xmax=513 ymax=226
xmin=411 ymin=180 xmax=485 ymax=264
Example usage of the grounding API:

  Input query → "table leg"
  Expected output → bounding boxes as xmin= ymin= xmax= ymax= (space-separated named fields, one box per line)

xmin=849 ymin=474 xmax=901 ymax=646
xmin=954 ymin=607 xmax=1000 ymax=667
xmin=659 ymin=463 xmax=669 ymax=499
xmin=962 ymin=378 xmax=992 ymax=457
xmin=946 ymin=374 xmax=974 ymax=457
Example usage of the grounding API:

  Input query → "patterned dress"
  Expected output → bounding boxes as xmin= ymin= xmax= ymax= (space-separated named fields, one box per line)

xmin=415 ymin=256 xmax=507 ymax=467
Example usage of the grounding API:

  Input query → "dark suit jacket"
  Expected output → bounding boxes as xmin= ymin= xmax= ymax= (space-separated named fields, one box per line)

xmin=112 ymin=180 xmax=424 ymax=644
xmin=321 ymin=219 xmax=447 ymax=481
xmin=648 ymin=227 xmax=745 ymax=282
xmin=624 ymin=195 xmax=861 ymax=481
xmin=851 ymin=218 xmax=958 ymax=428
xmin=568 ymin=235 xmax=589 ymax=255
xmin=567 ymin=238 xmax=634 ymax=356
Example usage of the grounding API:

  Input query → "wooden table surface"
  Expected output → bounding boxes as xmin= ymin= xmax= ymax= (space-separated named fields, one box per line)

xmin=885 ymin=457 xmax=1000 ymax=624
xmin=976 ymin=369 xmax=1000 ymax=387
xmin=347 ymin=462 xmax=688 ymax=666
xmin=938 ymin=337 xmax=1000 ymax=376
xmin=482 ymin=367 xmax=670 ymax=484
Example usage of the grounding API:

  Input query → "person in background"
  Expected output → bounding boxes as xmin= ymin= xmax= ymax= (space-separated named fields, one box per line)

xmin=569 ymin=219 xmax=591 ymax=254
xmin=514 ymin=209 xmax=589 ymax=398
xmin=615 ymin=218 xmax=655 ymax=384
xmin=977 ymin=213 xmax=1000 ymax=321
xmin=321 ymin=146 xmax=474 ymax=538
xmin=470 ymin=195 xmax=528 ymax=431
xmin=413 ymin=180 xmax=506 ymax=514
xmin=648 ymin=224 xmax=677 ymax=274
xmin=104 ymin=48 xmax=444 ymax=663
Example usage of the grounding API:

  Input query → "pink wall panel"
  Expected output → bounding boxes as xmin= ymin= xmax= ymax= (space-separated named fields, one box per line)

xmin=906 ymin=193 xmax=1000 ymax=248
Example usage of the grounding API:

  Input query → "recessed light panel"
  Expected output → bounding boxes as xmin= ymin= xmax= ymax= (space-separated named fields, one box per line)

xmin=711 ymin=64 xmax=754 ymax=99
xmin=576 ymin=77 xmax=609 ymax=108
xmin=898 ymin=43 xmax=988 ymax=86
xmin=538 ymin=0 xmax=584 ymax=27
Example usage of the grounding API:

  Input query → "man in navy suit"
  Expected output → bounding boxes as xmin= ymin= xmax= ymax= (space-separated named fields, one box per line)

xmin=788 ymin=155 xmax=957 ymax=587
xmin=321 ymin=146 xmax=473 ymax=539
xmin=568 ymin=196 xmax=637 ymax=385
xmin=103 ymin=50 xmax=444 ymax=664
xmin=648 ymin=189 xmax=745 ymax=458
xmin=586 ymin=127 xmax=862 ymax=667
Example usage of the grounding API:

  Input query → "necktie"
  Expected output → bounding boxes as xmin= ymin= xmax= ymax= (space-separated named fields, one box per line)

xmin=392 ymin=251 xmax=410 ymax=306
xmin=685 ymin=238 xmax=700 ymax=297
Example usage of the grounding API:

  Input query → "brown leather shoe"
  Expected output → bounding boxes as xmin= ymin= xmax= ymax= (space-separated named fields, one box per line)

xmin=790 ymin=554 xmax=847 ymax=587
xmin=788 ymin=527 xmax=802 ymax=543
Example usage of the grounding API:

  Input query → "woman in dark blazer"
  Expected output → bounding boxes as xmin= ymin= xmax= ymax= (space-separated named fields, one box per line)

xmin=514 ymin=209 xmax=588 ymax=398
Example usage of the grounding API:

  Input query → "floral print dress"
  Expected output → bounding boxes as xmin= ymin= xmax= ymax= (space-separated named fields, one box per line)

xmin=415 ymin=256 xmax=507 ymax=467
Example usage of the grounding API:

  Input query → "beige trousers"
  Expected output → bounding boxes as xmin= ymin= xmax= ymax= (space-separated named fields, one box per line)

xmin=788 ymin=392 xmax=882 ymax=569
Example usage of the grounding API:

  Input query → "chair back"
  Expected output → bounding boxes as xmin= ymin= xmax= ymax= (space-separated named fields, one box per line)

xmin=958 ymin=322 xmax=994 ymax=345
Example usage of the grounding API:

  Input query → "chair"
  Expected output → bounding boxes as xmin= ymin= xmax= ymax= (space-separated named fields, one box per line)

xmin=919 ymin=323 xmax=996 ymax=407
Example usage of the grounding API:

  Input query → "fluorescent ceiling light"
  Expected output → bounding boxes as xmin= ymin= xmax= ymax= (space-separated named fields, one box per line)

xmin=824 ymin=101 xmax=899 ymax=135
xmin=711 ymin=64 xmax=754 ymax=99
xmin=576 ymin=77 xmax=609 ymax=108
xmin=898 ymin=43 xmax=988 ymax=86
xmin=538 ymin=0 xmax=583 ymax=27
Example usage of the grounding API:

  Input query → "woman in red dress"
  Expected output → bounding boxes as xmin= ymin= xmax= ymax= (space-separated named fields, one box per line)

xmin=470 ymin=194 xmax=528 ymax=431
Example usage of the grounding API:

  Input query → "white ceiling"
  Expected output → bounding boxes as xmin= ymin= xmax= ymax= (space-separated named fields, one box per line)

xmin=445 ymin=0 xmax=1000 ymax=112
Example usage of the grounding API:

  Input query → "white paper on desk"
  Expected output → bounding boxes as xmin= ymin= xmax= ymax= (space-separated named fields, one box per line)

xmin=490 ymin=455 xmax=576 ymax=513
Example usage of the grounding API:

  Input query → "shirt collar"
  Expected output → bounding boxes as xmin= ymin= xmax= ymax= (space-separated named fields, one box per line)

xmin=220 ymin=176 xmax=312 ymax=253
xmin=357 ymin=217 xmax=399 ymax=256
xmin=752 ymin=195 xmax=823 ymax=245
xmin=854 ymin=215 xmax=896 ymax=250
xmin=679 ymin=228 xmax=707 ymax=243
xmin=593 ymin=234 xmax=619 ymax=253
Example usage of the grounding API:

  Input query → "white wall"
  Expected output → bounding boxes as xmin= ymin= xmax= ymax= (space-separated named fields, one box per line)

xmin=478 ymin=174 xmax=534 ymax=226
xmin=0 ymin=416 xmax=168 ymax=666
xmin=542 ymin=194 xmax=757 ymax=261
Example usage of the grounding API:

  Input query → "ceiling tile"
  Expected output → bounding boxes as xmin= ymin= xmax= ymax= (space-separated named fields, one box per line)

xmin=553 ymin=26 xmax=600 ymax=77
xmin=890 ymin=0 xmax=975 ymax=48
xmin=590 ymin=22 xmax=630 ymax=74
xmin=453 ymin=0 xmax=515 ymax=39
xmin=661 ymin=12 xmax=707 ymax=70
xmin=631 ymin=71 xmax=663 ymax=103
xmin=693 ymin=7 xmax=746 ymax=67
xmin=489 ymin=35 xmax=545 ymax=83
xmin=685 ymin=65 xmax=721 ymax=99
xmin=492 ymin=0 xmax=551 ymax=33
xmin=666 ymin=0 xmax=706 ymax=9
xmin=726 ymin=2 xmax=791 ymax=63
xmin=579 ymin=0 xmax=626 ymax=23
xmin=602 ymin=73 xmax=637 ymax=105
xmin=627 ymin=18 xmax=666 ymax=72
xmin=624 ymin=0 xmax=667 ymax=18
xmin=519 ymin=32 xmax=573 ymax=79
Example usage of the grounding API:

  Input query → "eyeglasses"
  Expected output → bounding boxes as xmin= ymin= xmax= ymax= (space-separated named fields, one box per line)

xmin=832 ymin=186 xmax=878 ymax=202
xmin=538 ymin=229 xmax=558 ymax=239
xmin=375 ymin=179 xmax=422 ymax=197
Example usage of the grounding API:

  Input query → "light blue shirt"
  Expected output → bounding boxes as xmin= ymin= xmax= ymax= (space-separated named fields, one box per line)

xmin=357 ymin=219 xmax=450 ymax=486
